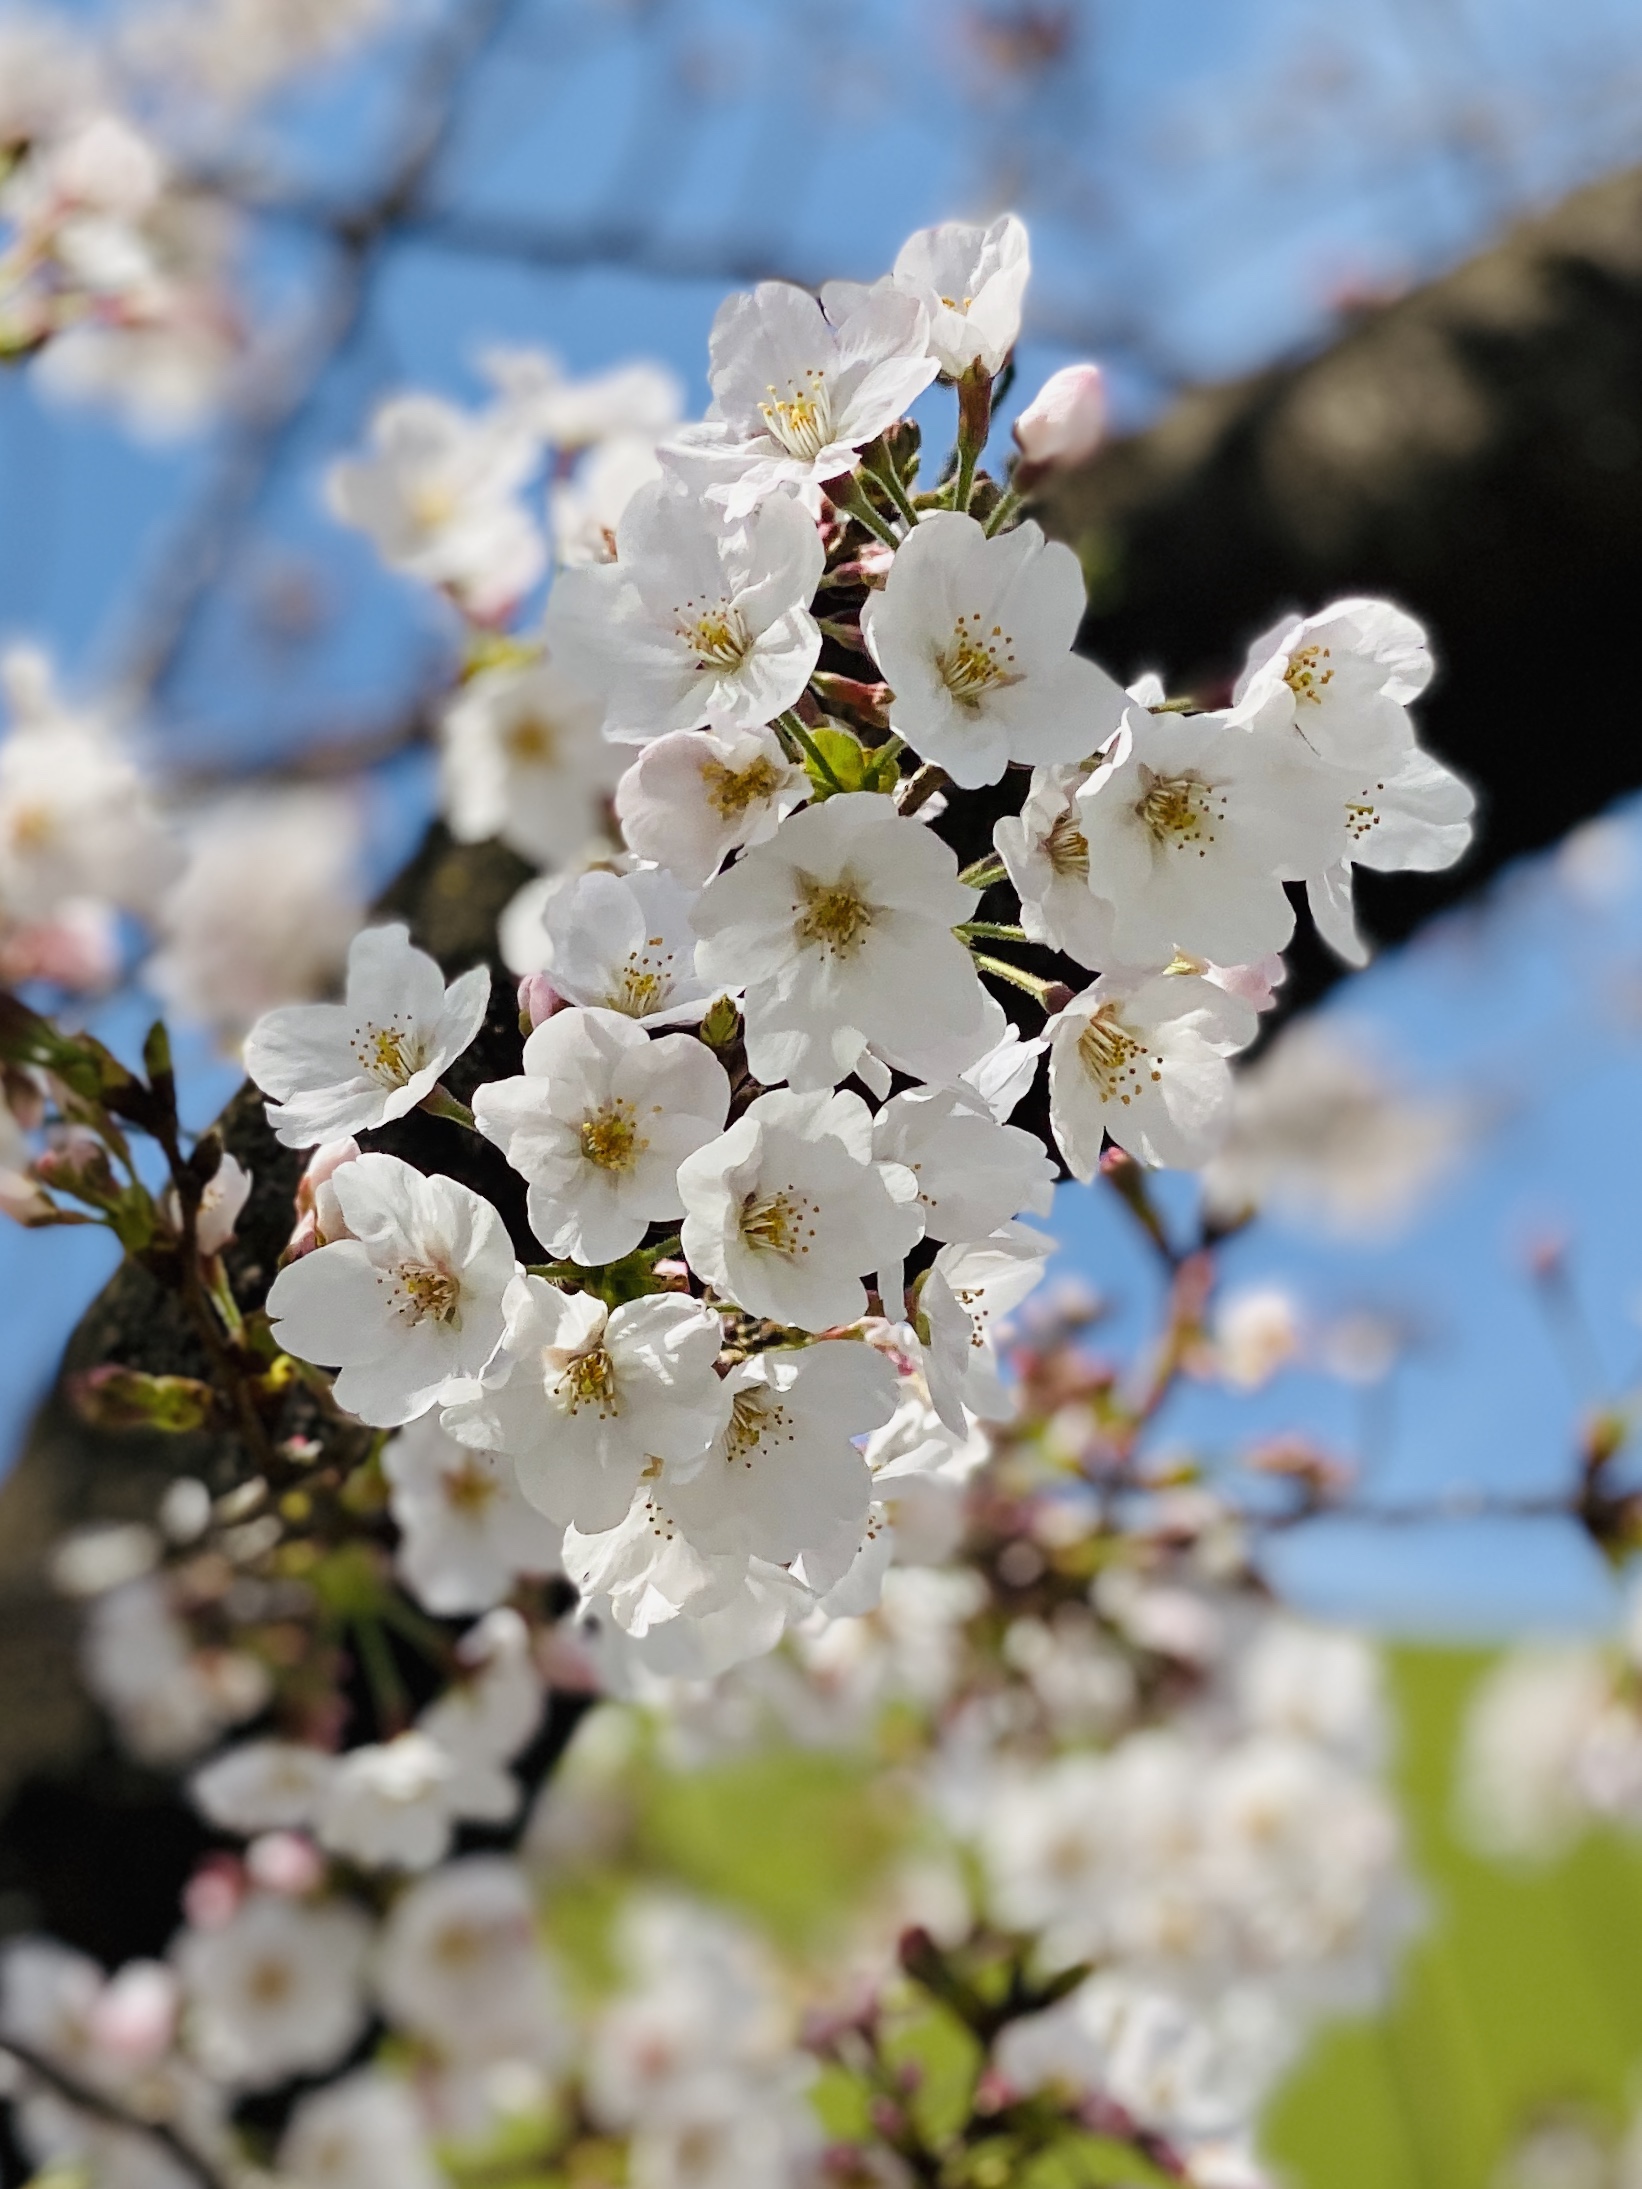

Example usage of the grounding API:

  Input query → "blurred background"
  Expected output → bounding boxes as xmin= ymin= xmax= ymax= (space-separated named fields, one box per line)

xmin=9 ymin=1 xmax=1642 ymax=2179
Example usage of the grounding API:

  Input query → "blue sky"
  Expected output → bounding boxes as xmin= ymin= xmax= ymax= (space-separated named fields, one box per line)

xmin=4 ymin=0 xmax=1642 ymax=1633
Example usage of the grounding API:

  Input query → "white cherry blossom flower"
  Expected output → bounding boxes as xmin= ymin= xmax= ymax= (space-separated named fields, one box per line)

xmin=245 ymin=924 xmax=489 ymax=1150
xmin=563 ymin=1484 xmax=740 ymax=1639
xmin=502 ymin=864 xmax=719 ymax=1029
xmin=383 ymin=1414 xmax=563 ymax=1615
xmin=265 ymin=1154 xmax=515 ymax=1427
xmin=891 ymin=212 xmax=1031 ymax=378
xmin=474 ymin=1007 xmax=729 ymax=1265
xmin=439 ymin=655 xmax=620 ymax=867
xmin=145 ymin=787 xmax=362 ymax=1045
xmin=417 ymin=1607 xmax=544 ymax=1788
xmin=1046 ymin=970 xmax=1258 ymax=1176
xmin=325 ymin=393 xmax=544 ymax=618
xmin=481 ymin=345 xmax=683 ymax=450
xmin=1075 ymin=709 xmax=1313 ymax=965
xmin=1229 ymin=597 xmax=1432 ymax=769
xmin=692 ymin=791 xmax=993 ymax=1092
xmin=318 ymin=1733 xmax=465 ymax=1872
xmin=188 ymin=1740 xmax=335 ymax=1836
xmin=678 ymin=1085 xmax=922 ymax=1330
xmin=444 ymin=1277 xmax=729 ymax=1532
xmin=1285 ymin=742 xmax=1475 ymax=967
xmin=551 ymin=432 xmax=666 ymax=565
xmin=994 ymin=760 xmax=1115 ymax=966
xmin=615 ymin=726 xmax=806 ymax=886
xmin=174 ymin=1894 xmax=369 ymax=2089
xmin=860 ymin=513 xmax=1125 ymax=788
xmin=872 ymin=1082 xmax=1055 ymax=1242
xmin=164 ymin=1148 xmax=251 ymax=1258
xmin=921 ymin=1221 xmax=1053 ymax=1429
xmin=374 ymin=1856 xmax=568 ymax=2067
xmin=665 ymin=280 xmax=937 ymax=517
xmin=544 ymin=480 xmax=822 ymax=741
xmin=277 ymin=2070 xmax=444 ymax=2189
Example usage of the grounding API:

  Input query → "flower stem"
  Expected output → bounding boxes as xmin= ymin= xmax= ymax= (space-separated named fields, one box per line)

xmin=953 ymin=365 xmax=994 ymax=515
xmin=954 ymin=920 xmax=1029 ymax=943
xmin=983 ymin=483 xmax=1024 ymax=536
xmin=860 ymin=438 xmax=920 ymax=529
xmin=896 ymin=761 xmax=948 ymax=816
xmin=824 ymin=470 xmax=901 ymax=550
xmin=971 ymin=952 xmax=1056 ymax=1004
xmin=959 ymin=853 xmax=1008 ymax=890
xmin=419 ymin=1083 xmax=475 ymax=1128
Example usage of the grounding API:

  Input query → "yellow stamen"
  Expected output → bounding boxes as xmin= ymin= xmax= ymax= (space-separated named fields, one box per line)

xmin=1135 ymin=766 xmax=1224 ymax=853
xmin=759 ymin=369 xmax=832 ymax=461
xmin=1076 ymin=1006 xmax=1162 ymax=1108
xmin=739 ymin=1187 xmax=816 ymax=1259
xmin=794 ymin=874 xmax=873 ymax=957
xmin=1045 ymin=808 xmax=1089 ymax=879
xmin=579 ymin=1098 xmax=644 ymax=1173
xmin=399 ymin=1263 xmax=461 ymax=1324
xmin=937 ymin=611 xmax=1021 ymax=707
xmin=701 ymin=753 xmax=781 ymax=819
xmin=1283 ymin=643 xmax=1334 ymax=705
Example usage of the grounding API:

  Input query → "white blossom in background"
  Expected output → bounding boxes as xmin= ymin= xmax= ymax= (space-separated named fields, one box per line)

xmin=0 ymin=13 xmax=104 ymax=146
xmin=189 ymin=1738 xmax=336 ymax=1835
xmin=1199 ymin=1017 xmax=1468 ymax=1236
xmin=277 ymin=2069 xmax=444 ymax=2189
xmin=146 ymin=787 xmax=363 ymax=1044
xmin=1457 ymin=1645 xmax=1626 ymax=1860
xmin=374 ymin=1855 xmax=569 ymax=2068
xmin=123 ymin=0 xmax=390 ymax=111
xmin=174 ymin=1894 xmax=370 ymax=2089
xmin=1047 ymin=970 xmax=1259 ymax=1176
xmin=383 ymin=1414 xmax=563 ymax=1615
xmin=444 ymin=1277 xmax=729 ymax=1532
xmin=246 ymin=923 xmax=488 ymax=1149
xmin=692 ymin=791 xmax=993 ymax=1091
xmin=545 ymin=480 xmax=823 ymax=741
xmin=551 ymin=430 xmax=666 ymax=566
xmin=475 ymin=1006 xmax=729 ymax=1264
xmin=861 ymin=512 xmax=1127 ymax=788
xmin=1075 ymin=709 xmax=1316 ymax=966
xmin=501 ymin=863 xmax=718 ymax=1029
xmin=665 ymin=280 xmax=937 ymax=516
xmin=82 ymin=1574 xmax=266 ymax=1764
xmin=265 ymin=1153 xmax=515 ymax=1426
xmin=614 ymin=726 xmax=806 ymax=886
xmin=318 ymin=1730 xmax=494 ymax=1872
xmin=326 ymin=393 xmax=544 ymax=618
xmin=439 ymin=655 xmax=620 ymax=867
xmin=482 ymin=345 xmax=683 ymax=451
xmin=677 ymin=1085 xmax=922 ymax=1330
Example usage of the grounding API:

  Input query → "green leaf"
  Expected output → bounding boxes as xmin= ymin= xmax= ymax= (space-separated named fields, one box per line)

xmin=800 ymin=724 xmax=899 ymax=800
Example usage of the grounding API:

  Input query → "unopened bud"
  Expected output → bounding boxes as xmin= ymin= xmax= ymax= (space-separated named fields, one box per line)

xmin=1012 ymin=362 xmax=1106 ymax=478
xmin=517 ymin=972 xmax=564 ymax=1033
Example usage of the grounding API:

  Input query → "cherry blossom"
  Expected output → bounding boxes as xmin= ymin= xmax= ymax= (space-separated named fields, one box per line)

xmin=871 ymin=1081 xmax=1055 ymax=1243
xmin=473 ymin=1006 xmax=729 ymax=1264
xmin=439 ymin=655 xmax=620 ymax=868
xmin=502 ymin=863 xmax=718 ymax=1029
xmin=677 ymin=1085 xmax=922 ymax=1330
xmin=544 ymin=479 xmax=823 ymax=740
xmin=663 ymin=279 xmax=936 ymax=517
xmin=373 ymin=1856 xmax=568 ymax=2067
xmin=861 ymin=512 xmax=1126 ymax=788
xmin=264 ymin=1153 xmax=516 ymax=1427
xmin=443 ymin=1277 xmax=729 ymax=1532
xmin=173 ymin=1893 xmax=370 ymax=2089
xmin=383 ymin=1414 xmax=564 ymax=1615
xmin=1047 ymin=969 xmax=1258 ymax=1176
xmin=614 ymin=725 xmax=806 ymax=886
xmin=993 ymin=760 xmax=1115 ymax=966
xmin=245 ymin=923 xmax=489 ymax=1149
xmin=1013 ymin=362 xmax=1107 ymax=472
xmin=692 ymin=792 xmax=993 ymax=1091
xmin=277 ymin=2070 xmax=444 ymax=2189
xmin=889 ymin=212 xmax=1031 ymax=378
xmin=920 ymin=1221 xmax=1054 ymax=1429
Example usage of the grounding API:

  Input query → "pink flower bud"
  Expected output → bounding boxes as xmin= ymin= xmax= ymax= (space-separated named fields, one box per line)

xmin=89 ymin=1962 xmax=177 ymax=2068
xmin=247 ymin=1830 xmax=326 ymax=1897
xmin=182 ymin=1853 xmax=244 ymax=1931
xmin=1011 ymin=362 xmax=1106 ymax=473
xmin=286 ymin=1136 xmax=361 ymax=1258
xmin=517 ymin=972 xmax=564 ymax=1032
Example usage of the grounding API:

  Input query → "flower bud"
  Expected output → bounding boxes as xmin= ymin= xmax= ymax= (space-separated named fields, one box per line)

xmin=286 ymin=1135 xmax=361 ymax=1259
xmin=1011 ymin=362 xmax=1106 ymax=476
xmin=517 ymin=972 xmax=564 ymax=1033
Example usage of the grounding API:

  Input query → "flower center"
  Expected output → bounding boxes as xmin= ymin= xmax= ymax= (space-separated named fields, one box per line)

xmin=441 ymin=1456 xmax=501 ymax=1516
xmin=556 ymin=1344 xmax=619 ymax=1417
xmin=1283 ymin=643 xmax=1334 ymax=704
xmin=503 ymin=713 xmax=557 ymax=764
xmin=1045 ymin=808 xmax=1090 ymax=879
xmin=1135 ymin=766 xmax=1223 ymax=852
xmin=1075 ymin=1006 xmax=1161 ymax=1108
xmin=759 ymin=370 xmax=832 ymax=461
xmin=245 ymin=1957 xmax=294 ymax=2008
xmin=395 ymin=1262 xmax=462 ymax=1325
xmin=724 ymin=1387 xmax=792 ymax=1466
xmin=794 ymin=873 xmax=874 ymax=958
xmin=579 ymin=1097 xmax=645 ymax=1173
xmin=937 ymin=611 xmax=1021 ymax=707
xmin=603 ymin=937 xmax=679 ymax=1018
xmin=677 ymin=600 xmax=753 ymax=673
xmin=739 ymin=1186 xmax=817 ymax=1260
xmin=939 ymin=292 xmax=975 ymax=314
xmin=7 ymin=802 xmax=54 ymax=851
xmin=354 ymin=1018 xmax=425 ymax=1087
xmin=701 ymin=753 xmax=781 ymax=819
xmin=1343 ymin=788 xmax=1385 ymax=845
xmin=408 ymin=481 xmax=459 ymax=535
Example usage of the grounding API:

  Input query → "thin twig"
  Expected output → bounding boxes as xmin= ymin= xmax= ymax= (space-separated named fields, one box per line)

xmin=0 ymin=2037 xmax=232 ymax=2189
